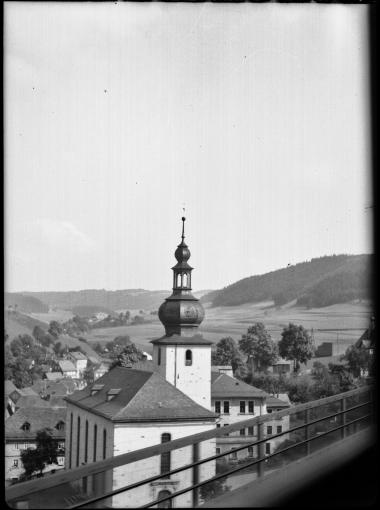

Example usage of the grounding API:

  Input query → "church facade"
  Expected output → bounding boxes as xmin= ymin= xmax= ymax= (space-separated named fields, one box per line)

xmin=64 ymin=218 xmax=217 ymax=507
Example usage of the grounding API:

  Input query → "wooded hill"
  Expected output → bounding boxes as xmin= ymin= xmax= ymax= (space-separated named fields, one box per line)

xmin=201 ymin=254 xmax=372 ymax=308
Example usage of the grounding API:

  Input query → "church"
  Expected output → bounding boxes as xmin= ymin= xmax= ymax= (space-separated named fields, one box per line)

xmin=64 ymin=218 xmax=217 ymax=507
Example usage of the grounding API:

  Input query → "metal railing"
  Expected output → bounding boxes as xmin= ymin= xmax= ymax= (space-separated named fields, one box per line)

xmin=6 ymin=385 xmax=374 ymax=509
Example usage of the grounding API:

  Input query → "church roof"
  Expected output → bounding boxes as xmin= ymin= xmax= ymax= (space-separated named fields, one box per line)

xmin=151 ymin=333 xmax=213 ymax=346
xmin=211 ymin=373 xmax=268 ymax=399
xmin=66 ymin=367 xmax=216 ymax=423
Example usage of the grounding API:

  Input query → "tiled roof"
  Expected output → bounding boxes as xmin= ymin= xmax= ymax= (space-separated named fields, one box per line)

xmin=66 ymin=367 xmax=216 ymax=422
xmin=5 ymin=407 xmax=66 ymax=440
xmin=266 ymin=395 xmax=291 ymax=408
xmin=69 ymin=351 xmax=87 ymax=360
xmin=31 ymin=379 xmax=76 ymax=396
xmin=151 ymin=334 xmax=213 ymax=346
xmin=46 ymin=372 xmax=64 ymax=381
xmin=211 ymin=373 xmax=268 ymax=398
xmin=15 ymin=395 xmax=51 ymax=409
xmin=59 ymin=360 xmax=76 ymax=372
xmin=4 ymin=380 xmax=17 ymax=397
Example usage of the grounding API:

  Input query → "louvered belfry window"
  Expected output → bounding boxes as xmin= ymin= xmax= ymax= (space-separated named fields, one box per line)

xmin=160 ymin=433 xmax=171 ymax=478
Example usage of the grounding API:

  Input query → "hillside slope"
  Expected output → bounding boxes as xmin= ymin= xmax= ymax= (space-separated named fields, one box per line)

xmin=5 ymin=293 xmax=49 ymax=313
xmin=201 ymin=254 xmax=372 ymax=308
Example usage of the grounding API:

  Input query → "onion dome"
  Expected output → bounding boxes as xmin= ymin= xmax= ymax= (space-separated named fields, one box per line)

xmin=155 ymin=217 xmax=207 ymax=338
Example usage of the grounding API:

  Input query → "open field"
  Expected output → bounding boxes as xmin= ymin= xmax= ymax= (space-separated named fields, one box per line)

xmin=29 ymin=310 xmax=75 ymax=323
xmin=75 ymin=300 xmax=372 ymax=356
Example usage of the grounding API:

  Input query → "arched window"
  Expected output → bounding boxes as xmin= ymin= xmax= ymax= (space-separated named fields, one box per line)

xmin=93 ymin=424 xmax=97 ymax=462
xmin=84 ymin=420 xmax=89 ymax=463
xmin=160 ymin=433 xmax=171 ymax=479
xmin=177 ymin=274 xmax=181 ymax=287
xmin=21 ymin=422 xmax=30 ymax=431
xmin=76 ymin=416 xmax=81 ymax=467
xmin=69 ymin=413 xmax=73 ymax=469
xmin=185 ymin=349 xmax=192 ymax=366
xmin=182 ymin=273 xmax=187 ymax=287
xmin=56 ymin=421 xmax=65 ymax=431
xmin=103 ymin=429 xmax=107 ymax=459
xmin=157 ymin=490 xmax=172 ymax=508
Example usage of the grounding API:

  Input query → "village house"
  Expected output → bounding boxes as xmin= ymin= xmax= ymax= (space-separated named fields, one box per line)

xmin=5 ymin=406 xmax=66 ymax=485
xmin=67 ymin=351 xmax=88 ymax=377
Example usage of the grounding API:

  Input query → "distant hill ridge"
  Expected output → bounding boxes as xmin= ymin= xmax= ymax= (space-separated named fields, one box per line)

xmin=201 ymin=254 xmax=372 ymax=308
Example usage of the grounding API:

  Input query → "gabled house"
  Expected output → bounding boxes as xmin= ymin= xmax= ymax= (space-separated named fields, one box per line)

xmin=58 ymin=360 xmax=77 ymax=379
xmin=5 ymin=406 xmax=66 ymax=484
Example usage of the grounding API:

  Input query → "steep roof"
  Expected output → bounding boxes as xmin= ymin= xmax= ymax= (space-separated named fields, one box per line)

xmin=69 ymin=351 xmax=87 ymax=360
xmin=5 ymin=407 xmax=66 ymax=440
xmin=59 ymin=360 xmax=76 ymax=372
xmin=31 ymin=379 xmax=76 ymax=396
xmin=66 ymin=367 xmax=216 ymax=423
xmin=211 ymin=373 xmax=268 ymax=399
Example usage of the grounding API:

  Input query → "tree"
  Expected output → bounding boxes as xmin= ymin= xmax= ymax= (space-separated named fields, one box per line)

xmin=239 ymin=323 xmax=278 ymax=372
xmin=32 ymin=326 xmax=46 ymax=344
xmin=53 ymin=341 xmax=64 ymax=357
xmin=21 ymin=428 xmax=58 ymax=479
xmin=48 ymin=321 xmax=63 ymax=339
xmin=212 ymin=337 xmax=247 ymax=377
xmin=110 ymin=342 xmax=146 ymax=369
xmin=342 ymin=344 xmax=371 ymax=378
xmin=83 ymin=364 xmax=95 ymax=386
xmin=278 ymin=323 xmax=314 ymax=373
xmin=94 ymin=342 xmax=103 ymax=354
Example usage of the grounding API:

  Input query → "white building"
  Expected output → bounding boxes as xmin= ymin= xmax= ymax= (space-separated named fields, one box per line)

xmin=58 ymin=360 xmax=77 ymax=379
xmin=68 ymin=351 xmax=88 ymax=377
xmin=64 ymin=218 xmax=217 ymax=507
xmin=265 ymin=395 xmax=291 ymax=454
xmin=5 ymin=406 xmax=66 ymax=485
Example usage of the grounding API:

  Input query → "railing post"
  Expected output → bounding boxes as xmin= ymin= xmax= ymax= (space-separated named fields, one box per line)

xmin=192 ymin=442 xmax=200 ymax=507
xmin=341 ymin=397 xmax=346 ymax=439
xmin=257 ymin=422 xmax=264 ymax=478
xmin=304 ymin=409 xmax=311 ymax=456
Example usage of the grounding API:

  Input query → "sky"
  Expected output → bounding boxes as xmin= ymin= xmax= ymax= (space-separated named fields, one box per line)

xmin=4 ymin=2 xmax=372 ymax=293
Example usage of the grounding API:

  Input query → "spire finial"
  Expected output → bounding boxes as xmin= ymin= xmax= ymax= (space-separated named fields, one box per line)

xmin=181 ymin=215 xmax=186 ymax=241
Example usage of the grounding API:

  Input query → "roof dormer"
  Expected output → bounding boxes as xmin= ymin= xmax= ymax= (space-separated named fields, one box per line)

xmin=91 ymin=384 xmax=104 ymax=396
xmin=21 ymin=422 xmax=31 ymax=431
xmin=106 ymin=388 xmax=121 ymax=401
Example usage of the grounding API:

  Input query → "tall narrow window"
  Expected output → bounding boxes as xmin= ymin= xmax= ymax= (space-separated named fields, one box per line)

xmin=185 ymin=350 xmax=192 ymax=366
xmin=240 ymin=401 xmax=246 ymax=413
xmin=157 ymin=490 xmax=172 ymax=508
xmin=240 ymin=428 xmax=246 ymax=436
xmin=267 ymin=426 xmax=272 ymax=435
xmin=161 ymin=433 xmax=171 ymax=478
xmin=69 ymin=413 xmax=73 ymax=469
xmin=248 ymin=401 xmax=254 ymax=414
xmin=158 ymin=348 xmax=161 ymax=366
xmin=277 ymin=425 xmax=282 ymax=434
xmin=248 ymin=426 xmax=254 ymax=436
xmin=183 ymin=273 xmax=187 ymax=287
xmin=103 ymin=429 xmax=107 ymax=459
xmin=223 ymin=401 xmax=230 ymax=414
xmin=248 ymin=447 xmax=254 ymax=458
xmin=93 ymin=424 xmax=97 ymax=462
xmin=76 ymin=416 xmax=81 ymax=467
xmin=265 ymin=443 xmax=271 ymax=455
xmin=84 ymin=420 xmax=88 ymax=463
xmin=215 ymin=401 xmax=221 ymax=414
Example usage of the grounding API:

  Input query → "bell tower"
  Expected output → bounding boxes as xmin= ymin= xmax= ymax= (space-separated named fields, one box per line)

xmin=151 ymin=217 xmax=212 ymax=409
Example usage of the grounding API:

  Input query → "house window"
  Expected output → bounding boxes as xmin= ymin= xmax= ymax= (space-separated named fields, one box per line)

xmin=76 ymin=416 xmax=81 ymax=467
xmin=56 ymin=421 xmax=65 ymax=431
xmin=215 ymin=401 xmax=221 ymax=414
xmin=161 ymin=433 xmax=171 ymax=478
xmin=277 ymin=425 xmax=282 ymax=434
xmin=185 ymin=350 xmax=192 ymax=366
xmin=84 ymin=420 xmax=88 ymax=463
xmin=240 ymin=428 xmax=246 ymax=436
xmin=21 ymin=422 xmax=30 ymax=431
xmin=223 ymin=401 xmax=230 ymax=414
xmin=216 ymin=424 xmax=221 ymax=429
xmin=267 ymin=409 xmax=273 ymax=413
xmin=158 ymin=348 xmax=161 ymax=366
xmin=216 ymin=447 xmax=221 ymax=455
xmin=13 ymin=459 xmax=18 ymax=467
xmin=229 ymin=449 xmax=237 ymax=460
xmin=248 ymin=426 xmax=254 ymax=436
xmin=267 ymin=426 xmax=272 ymax=435
xmin=14 ymin=443 xmax=19 ymax=450
xmin=265 ymin=443 xmax=271 ymax=455
xmin=93 ymin=424 xmax=97 ymax=462
xmin=248 ymin=401 xmax=254 ymax=414
xmin=248 ymin=447 xmax=254 ymax=458
xmin=103 ymin=429 xmax=107 ymax=459
xmin=157 ymin=490 xmax=172 ymax=509
xmin=240 ymin=401 xmax=246 ymax=413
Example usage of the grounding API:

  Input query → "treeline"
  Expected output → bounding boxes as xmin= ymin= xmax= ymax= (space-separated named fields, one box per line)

xmin=201 ymin=254 xmax=372 ymax=308
xmin=5 ymin=293 xmax=49 ymax=313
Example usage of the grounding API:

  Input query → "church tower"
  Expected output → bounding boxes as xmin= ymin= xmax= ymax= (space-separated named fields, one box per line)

xmin=151 ymin=217 xmax=213 ymax=410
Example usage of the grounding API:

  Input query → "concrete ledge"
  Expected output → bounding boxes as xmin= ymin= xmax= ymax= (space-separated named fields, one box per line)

xmin=199 ymin=427 xmax=376 ymax=508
